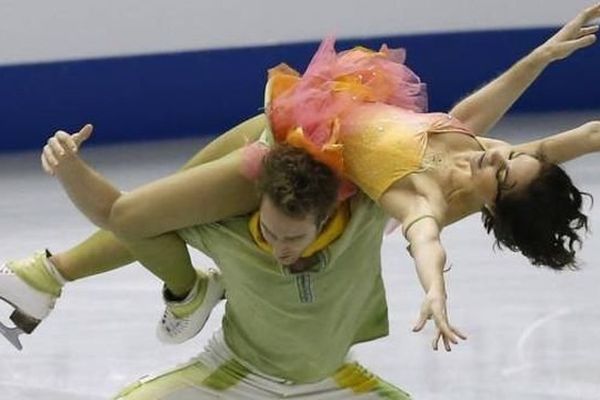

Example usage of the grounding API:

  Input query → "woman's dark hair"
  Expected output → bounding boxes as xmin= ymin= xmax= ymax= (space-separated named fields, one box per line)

xmin=481 ymin=161 xmax=591 ymax=270
xmin=257 ymin=144 xmax=340 ymax=224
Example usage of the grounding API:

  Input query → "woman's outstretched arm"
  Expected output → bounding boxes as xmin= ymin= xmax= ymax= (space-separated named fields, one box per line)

xmin=512 ymin=120 xmax=600 ymax=163
xmin=379 ymin=185 xmax=466 ymax=351
xmin=449 ymin=4 xmax=599 ymax=136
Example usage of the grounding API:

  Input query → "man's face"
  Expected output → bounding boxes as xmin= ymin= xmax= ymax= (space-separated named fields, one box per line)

xmin=258 ymin=195 xmax=320 ymax=266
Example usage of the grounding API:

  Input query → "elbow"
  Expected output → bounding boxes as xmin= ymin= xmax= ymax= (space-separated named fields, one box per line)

xmin=107 ymin=195 xmax=150 ymax=240
xmin=586 ymin=120 xmax=600 ymax=135
xmin=585 ymin=121 xmax=600 ymax=151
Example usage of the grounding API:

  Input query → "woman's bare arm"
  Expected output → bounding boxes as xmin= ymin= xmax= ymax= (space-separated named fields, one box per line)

xmin=512 ymin=121 xmax=600 ymax=163
xmin=449 ymin=4 xmax=599 ymax=136
xmin=379 ymin=185 xmax=466 ymax=351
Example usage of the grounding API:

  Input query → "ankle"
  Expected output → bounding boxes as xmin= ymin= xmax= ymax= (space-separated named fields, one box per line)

xmin=164 ymin=286 xmax=190 ymax=302
xmin=45 ymin=251 xmax=68 ymax=286
xmin=165 ymin=281 xmax=196 ymax=302
xmin=48 ymin=253 xmax=74 ymax=282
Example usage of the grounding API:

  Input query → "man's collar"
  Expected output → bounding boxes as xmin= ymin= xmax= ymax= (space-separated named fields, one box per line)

xmin=248 ymin=201 xmax=350 ymax=258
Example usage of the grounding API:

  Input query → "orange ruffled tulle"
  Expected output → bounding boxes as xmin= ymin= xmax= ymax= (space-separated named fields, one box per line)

xmin=267 ymin=37 xmax=427 ymax=180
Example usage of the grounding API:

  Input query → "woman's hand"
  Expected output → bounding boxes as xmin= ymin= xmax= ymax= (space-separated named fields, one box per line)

xmin=41 ymin=124 xmax=93 ymax=176
xmin=536 ymin=3 xmax=600 ymax=62
xmin=413 ymin=288 xmax=467 ymax=352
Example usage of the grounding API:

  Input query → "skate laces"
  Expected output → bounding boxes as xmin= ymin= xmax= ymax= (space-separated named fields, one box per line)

xmin=160 ymin=307 xmax=191 ymax=336
xmin=4 ymin=252 xmax=62 ymax=297
xmin=159 ymin=269 xmax=222 ymax=338
xmin=0 ymin=264 xmax=15 ymax=275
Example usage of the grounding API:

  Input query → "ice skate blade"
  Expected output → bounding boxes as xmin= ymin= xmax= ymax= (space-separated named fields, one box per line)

xmin=10 ymin=308 xmax=41 ymax=334
xmin=0 ymin=321 xmax=24 ymax=350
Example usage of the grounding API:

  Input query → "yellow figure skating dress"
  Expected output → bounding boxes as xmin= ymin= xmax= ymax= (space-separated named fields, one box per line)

xmin=245 ymin=37 xmax=474 ymax=201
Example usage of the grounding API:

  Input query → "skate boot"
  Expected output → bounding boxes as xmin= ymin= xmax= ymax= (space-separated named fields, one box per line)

xmin=0 ymin=250 xmax=62 ymax=350
xmin=157 ymin=267 xmax=224 ymax=344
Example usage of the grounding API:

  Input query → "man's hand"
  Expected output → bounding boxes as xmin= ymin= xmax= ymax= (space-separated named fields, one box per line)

xmin=537 ymin=3 xmax=600 ymax=62
xmin=413 ymin=289 xmax=467 ymax=352
xmin=41 ymin=124 xmax=93 ymax=176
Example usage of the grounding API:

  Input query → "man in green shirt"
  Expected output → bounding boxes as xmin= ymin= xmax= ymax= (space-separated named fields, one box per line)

xmin=113 ymin=144 xmax=414 ymax=399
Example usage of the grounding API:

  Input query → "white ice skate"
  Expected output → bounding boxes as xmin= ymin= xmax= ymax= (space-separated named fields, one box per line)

xmin=0 ymin=252 xmax=57 ymax=350
xmin=157 ymin=268 xmax=224 ymax=344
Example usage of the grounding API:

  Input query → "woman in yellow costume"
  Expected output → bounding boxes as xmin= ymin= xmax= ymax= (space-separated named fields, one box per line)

xmin=2 ymin=3 xmax=600 ymax=365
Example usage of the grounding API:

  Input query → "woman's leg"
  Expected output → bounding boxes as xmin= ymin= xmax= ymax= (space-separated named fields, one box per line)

xmin=51 ymin=229 xmax=195 ymax=297
xmin=51 ymin=114 xmax=266 ymax=283
xmin=51 ymin=230 xmax=134 ymax=281
xmin=3 ymin=151 xmax=255 ymax=348
xmin=16 ymin=114 xmax=265 ymax=285
xmin=1 ymin=115 xmax=264 ymax=347
xmin=122 ymin=234 xmax=196 ymax=298
xmin=5 ymin=202 xmax=198 ymax=305
xmin=1 ymin=205 xmax=200 ymax=349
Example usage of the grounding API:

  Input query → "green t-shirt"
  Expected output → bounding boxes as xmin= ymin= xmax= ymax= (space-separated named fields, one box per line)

xmin=178 ymin=193 xmax=390 ymax=383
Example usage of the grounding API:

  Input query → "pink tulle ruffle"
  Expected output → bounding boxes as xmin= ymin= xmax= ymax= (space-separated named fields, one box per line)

xmin=268 ymin=36 xmax=428 ymax=173
xmin=247 ymin=37 xmax=428 ymax=202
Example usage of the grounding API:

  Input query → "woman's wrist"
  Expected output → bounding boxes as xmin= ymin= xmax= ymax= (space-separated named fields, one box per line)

xmin=527 ymin=46 xmax=554 ymax=69
xmin=426 ymin=280 xmax=447 ymax=298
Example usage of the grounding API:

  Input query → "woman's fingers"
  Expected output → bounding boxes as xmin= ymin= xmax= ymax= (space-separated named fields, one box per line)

xmin=431 ymin=326 xmax=466 ymax=352
xmin=431 ymin=329 xmax=452 ymax=352
xmin=575 ymin=3 xmax=600 ymax=28
xmin=452 ymin=325 xmax=468 ymax=341
xmin=579 ymin=25 xmax=599 ymax=38
xmin=432 ymin=330 xmax=441 ymax=351
xmin=55 ymin=130 xmax=78 ymax=152
xmin=73 ymin=124 xmax=93 ymax=147
xmin=583 ymin=3 xmax=600 ymax=20
xmin=429 ymin=307 xmax=467 ymax=351
xmin=412 ymin=311 xmax=429 ymax=332
xmin=548 ymin=34 xmax=597 ymax=61
xmin=435 ymin=320 xmax=459 ymax=345
xmin=442 ymin=332 xmax=451 ymax=352
xmin=566 ymin=34 xmax=597 ymax=52
xmin=553 ymin=4 xmax=600 ymax=43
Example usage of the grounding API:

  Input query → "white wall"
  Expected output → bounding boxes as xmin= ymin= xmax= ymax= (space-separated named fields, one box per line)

xmin=0 ymin=0 xmax=594 ymax=65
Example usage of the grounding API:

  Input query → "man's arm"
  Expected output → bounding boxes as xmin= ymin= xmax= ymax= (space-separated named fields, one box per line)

xmin=449 ymin=4 xmax=600 ymax=136
xmin=43 ymin=125 xmax=259 ymax=239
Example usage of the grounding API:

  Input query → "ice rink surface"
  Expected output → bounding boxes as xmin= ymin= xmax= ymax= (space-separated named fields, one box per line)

xmin=1 ymin=111 xmax=599 ymax=399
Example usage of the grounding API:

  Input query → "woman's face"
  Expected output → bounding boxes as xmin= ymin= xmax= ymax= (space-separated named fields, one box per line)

xmin=470 ymin=147 xmax=543 ymax=207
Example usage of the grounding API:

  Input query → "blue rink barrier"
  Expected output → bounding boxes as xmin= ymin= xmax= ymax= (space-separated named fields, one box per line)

xmin=0 ymin=27 xmax=597 ymax=152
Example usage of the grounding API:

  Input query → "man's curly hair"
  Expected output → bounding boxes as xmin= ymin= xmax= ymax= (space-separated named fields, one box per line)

xmin=257 ymin=144 xmax=340 ymax=224
xmin=481 ymin=161 xmax=591 ymax=270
